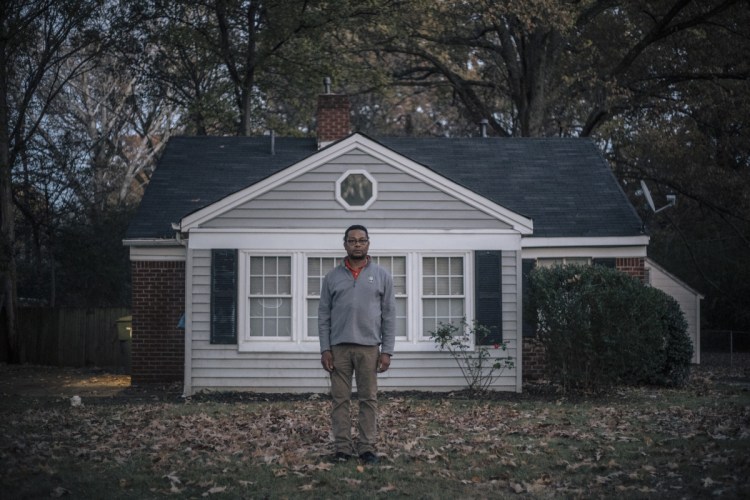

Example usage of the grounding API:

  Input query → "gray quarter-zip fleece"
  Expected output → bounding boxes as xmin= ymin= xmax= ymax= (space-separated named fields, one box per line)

xmin=318 ymin=260 xmax=396 ymax=355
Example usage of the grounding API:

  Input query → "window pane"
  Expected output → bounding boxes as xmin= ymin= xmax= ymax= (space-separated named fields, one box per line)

xmin=436 ymin=258 xmax=449 ymax=274
xmin=450 ymin=257 xmax=463 ymax=275
xmin=308 ymin=276 xmax=320 ymax=296
xmin=393 ymin=257 xmax=406 ymax=275
xmin=307 ymin=298 xmax=319 ymax=337
xmin=250 ymin=257 xmax=263 ymax=274
xmin=263 ymin=276 xmax=276 ymax=294
xmin=436 ymin=298 xmax=449 ymax=316
xmin=278 ymin=257 xmax=291 ymax=274
xmin=424 ymin=257 xmax=435 ymax=275
xmin=340 ymin=173 xmax=373 ymax=206
xmin=321 ymin=258 xmax=337 ymax=274
xmin=450 ymin=299 xmax=464 ymax=317
xmin=308 ymin=258 xmax=320 ymax=276
xmin=423 ymin=317 xmax=437 ymax=337
xmin=436 ymin=277 xmax=450 ymax=295
xmin=396 ymin=317 xmax=407 ymax=337
xmin=393 ymin=276 xmax=406 ymax=293
xmin=249 ymin=317 xmax=263 ymax=336
xmin=279 ymin=299 xmax=291 ymax=316
xmin=264 ymin=318 xmax=277 ymax=336
xmin=452 ymin=277 xmax=464 ymax=295
xmin=308 ymin=316 xmax=318 ymax=337
xmin=278 ymin=275 xmax=291 ymax=295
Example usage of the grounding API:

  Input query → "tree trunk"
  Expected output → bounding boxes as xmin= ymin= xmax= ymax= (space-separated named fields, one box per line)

xmin=0 ymin=19 xmax=18 ymax=362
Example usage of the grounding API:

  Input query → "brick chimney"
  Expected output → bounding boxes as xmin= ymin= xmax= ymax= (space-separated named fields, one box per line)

xmin=316 ymin=78 xmax=351 ymax=149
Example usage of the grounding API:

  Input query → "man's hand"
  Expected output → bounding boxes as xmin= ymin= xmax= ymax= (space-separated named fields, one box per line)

xmin=377 ymin=353 xmax=391 ymax=373
xmin=321 ymin=350 xmax=334 ymax=373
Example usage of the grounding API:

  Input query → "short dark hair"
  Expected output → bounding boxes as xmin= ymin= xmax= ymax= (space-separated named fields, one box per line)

xmin=344 ymin=224 xmax=368 ymax=241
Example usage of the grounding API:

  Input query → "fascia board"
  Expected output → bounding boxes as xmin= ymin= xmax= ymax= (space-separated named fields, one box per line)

xmin=522 ymin=236 xmax=650 ymax=248
xmin=180 ymin=133 xmax=534 ymax=234
xmin=123 ymin=238 xmax=179 ymax=247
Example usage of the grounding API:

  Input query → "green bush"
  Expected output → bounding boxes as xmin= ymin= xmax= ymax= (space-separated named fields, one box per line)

xmin=528 ymin=264 xmax=692 ymax=392
xmin=647 ymin=289 xmax=693 ymax=387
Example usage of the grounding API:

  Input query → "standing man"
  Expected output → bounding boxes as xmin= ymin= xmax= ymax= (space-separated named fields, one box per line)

xmin=319 ymin=224 xmax=396 ymax=465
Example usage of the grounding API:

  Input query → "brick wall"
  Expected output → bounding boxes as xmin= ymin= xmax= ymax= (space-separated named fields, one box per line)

xmin=522 ymin=337 xmax=546 ymax=382
xmin=316 ymin=94 xmax=351 ymax=144
xmin=131 ymin=261 xmax=185 ymax=384
xmin=616 ymin=257 xmax=648 ymax=283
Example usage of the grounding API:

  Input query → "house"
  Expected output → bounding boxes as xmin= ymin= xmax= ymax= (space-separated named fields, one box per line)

xmin=645 ymin=258 xmax=703 ymax=364
xmin=125 ymin=90 xmax=691 ymax=395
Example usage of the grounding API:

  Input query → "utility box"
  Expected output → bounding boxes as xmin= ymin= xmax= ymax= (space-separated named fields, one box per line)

xmin=116 ymin=315 xmax=132 ymax=341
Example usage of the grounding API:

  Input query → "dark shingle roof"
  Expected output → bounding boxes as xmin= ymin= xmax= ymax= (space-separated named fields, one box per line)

xmin=378 ymin=137 xmax=643 ymax=238
xmin=127 ymin=136 xmax=316 ymax=239
xmin=126 ymin=135 xmax=643 ymax=240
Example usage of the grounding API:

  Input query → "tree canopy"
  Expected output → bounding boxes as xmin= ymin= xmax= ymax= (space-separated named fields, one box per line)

xmin=2 ymin=0 xmax=749 ymax=361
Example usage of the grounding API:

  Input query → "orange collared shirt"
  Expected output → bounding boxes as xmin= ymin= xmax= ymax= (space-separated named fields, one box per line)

xmin=345 ymin=256 xmax=371 ymax=280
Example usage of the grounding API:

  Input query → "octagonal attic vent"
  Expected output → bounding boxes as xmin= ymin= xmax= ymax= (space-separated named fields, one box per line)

xmin=336 ymin=170 xmax=377 ymax=211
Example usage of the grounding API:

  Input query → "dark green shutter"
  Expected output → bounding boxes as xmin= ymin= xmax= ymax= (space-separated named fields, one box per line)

xmin=522 ymin=259 xmax=537 ymax=337
xmin=211 ymin=249 xmax=237 ymax=344
xmin=474 ymin=251 xmax=503 ymax=345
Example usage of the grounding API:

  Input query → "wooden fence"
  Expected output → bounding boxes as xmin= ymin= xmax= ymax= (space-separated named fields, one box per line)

xmin=15 ymin=307 xmax=131 ymax=371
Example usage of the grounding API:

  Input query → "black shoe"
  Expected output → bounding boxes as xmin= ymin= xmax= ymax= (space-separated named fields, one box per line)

xmin=331 ymin=452 xmax=352 ymax=462
xmin=359 ymin=451 xmax=379 ymax=465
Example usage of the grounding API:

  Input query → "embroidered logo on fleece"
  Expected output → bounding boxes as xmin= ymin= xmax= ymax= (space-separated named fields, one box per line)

xmin=368 ymin=276 xmax=374 ymax=284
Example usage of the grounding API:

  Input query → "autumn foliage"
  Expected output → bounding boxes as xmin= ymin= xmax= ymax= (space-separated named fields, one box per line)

xmin=528 ymin=264 xmax=693 ymax=393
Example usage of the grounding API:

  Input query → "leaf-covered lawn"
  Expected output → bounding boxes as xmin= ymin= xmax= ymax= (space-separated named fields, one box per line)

xmin=1 ymin=365 xmax=748 ymax=498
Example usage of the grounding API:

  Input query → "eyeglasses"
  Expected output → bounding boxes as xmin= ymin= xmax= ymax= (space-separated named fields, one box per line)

xmin=346 ymin=238 xmax=369 ymax=245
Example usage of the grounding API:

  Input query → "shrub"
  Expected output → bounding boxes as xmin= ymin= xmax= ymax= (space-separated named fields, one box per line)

xmin=646 ymin=289 xmax=693 ymax=387
xmin=429 ymin=320 xmax=514 ymax=394
xmin=528 ymin=264 xmax=692 ymax=393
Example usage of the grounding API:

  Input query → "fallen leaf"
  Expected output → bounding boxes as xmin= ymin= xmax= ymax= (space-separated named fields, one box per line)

xmin=510 ymin=482 xmax=524 ymax=493
xmin=51 ymin=486 xmax=70 ymax=497
xmin=203 ymin=485 xmax=227 ymax=495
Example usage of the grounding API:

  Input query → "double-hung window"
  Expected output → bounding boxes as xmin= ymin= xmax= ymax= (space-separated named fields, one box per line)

xmin=421 ymin=256 xmax=465 ymax=337
xmin=306 ymin=255 xmax=408 ymax=340
xmin=247 ymin=256 xmax=292 ymax=338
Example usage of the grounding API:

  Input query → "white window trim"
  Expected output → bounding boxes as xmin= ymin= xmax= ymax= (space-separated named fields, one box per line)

xmin=236 ymin=250 xmax=473 ymax=353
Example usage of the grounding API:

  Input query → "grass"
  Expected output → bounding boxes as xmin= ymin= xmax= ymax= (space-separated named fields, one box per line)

xmin=0 ymin=365 xmax=748 ymax=499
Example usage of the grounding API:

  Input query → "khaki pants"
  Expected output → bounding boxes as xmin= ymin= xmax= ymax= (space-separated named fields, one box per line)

xmin=330 ymin=344 xmax=379 ymax=455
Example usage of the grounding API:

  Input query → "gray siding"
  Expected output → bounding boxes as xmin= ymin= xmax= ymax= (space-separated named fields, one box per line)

xmin=187 ymin=248 xmax=520 ymax=394
xmin=201 ymin=149 xmax=511 ymax=231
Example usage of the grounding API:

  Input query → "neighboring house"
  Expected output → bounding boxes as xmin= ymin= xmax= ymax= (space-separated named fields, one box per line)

xmin=645 ymin=258 xmax=703 ymax=364
xmin=124 ymin=91 xmax=693 ymax=395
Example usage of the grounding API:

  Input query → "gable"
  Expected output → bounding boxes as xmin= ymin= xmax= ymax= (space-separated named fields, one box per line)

xmin=180 ymin=135 xmax=533 ymax=234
